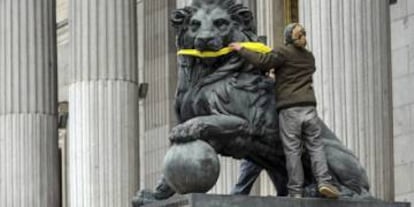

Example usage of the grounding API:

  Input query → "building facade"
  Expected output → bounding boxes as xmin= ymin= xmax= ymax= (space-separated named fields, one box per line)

xmin=1 ymin=0 xmax=413 ymax=206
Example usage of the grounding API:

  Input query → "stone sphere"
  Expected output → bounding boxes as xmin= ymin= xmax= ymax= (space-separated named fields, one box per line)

xmin=163 ymin=140 xmax=220 ymax=194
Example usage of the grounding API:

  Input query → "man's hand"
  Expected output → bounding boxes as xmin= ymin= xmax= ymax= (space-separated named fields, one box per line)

xmin=229 ymin=43 xmax=243 ymax=51
xmin=267 ymin=68 xmax=276 ymax=80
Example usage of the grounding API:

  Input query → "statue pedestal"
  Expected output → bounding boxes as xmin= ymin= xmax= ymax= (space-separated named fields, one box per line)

xmin=142 ymin=194 xmax=410 ymax=207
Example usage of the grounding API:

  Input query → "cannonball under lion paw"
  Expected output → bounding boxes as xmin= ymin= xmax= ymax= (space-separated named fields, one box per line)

xmin=163 ymin=140 xmax=220 ymax=194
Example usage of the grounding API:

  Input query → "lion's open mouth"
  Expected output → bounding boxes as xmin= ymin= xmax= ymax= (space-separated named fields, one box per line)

xmin=177 ymin=42 xmax=272 ymax=58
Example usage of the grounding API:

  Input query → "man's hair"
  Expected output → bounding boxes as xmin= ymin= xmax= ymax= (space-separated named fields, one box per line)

xmin=283 ymin=23 xmax=299 ymax=45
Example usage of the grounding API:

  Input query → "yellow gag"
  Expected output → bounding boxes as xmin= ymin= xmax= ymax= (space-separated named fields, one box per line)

xmin=177 ymin=42 xmax=272 ymax=58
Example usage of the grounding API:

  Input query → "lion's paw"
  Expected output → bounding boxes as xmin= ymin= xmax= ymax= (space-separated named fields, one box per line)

xmin=169 ymin=120 xmax=206 ymax=143
xmin=131 ymin=189 xmax=157 ymax=207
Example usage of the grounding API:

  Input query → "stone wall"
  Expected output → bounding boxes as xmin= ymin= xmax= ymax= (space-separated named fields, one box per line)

xmin=390 ymin=0 xmax=414 ymax=204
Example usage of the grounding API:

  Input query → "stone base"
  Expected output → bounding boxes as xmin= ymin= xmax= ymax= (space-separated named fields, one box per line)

xmin=142 ymin=194 xmax=411 ymax=207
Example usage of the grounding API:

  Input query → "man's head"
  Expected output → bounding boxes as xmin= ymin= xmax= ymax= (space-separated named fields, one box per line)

xmin=283 ymin=23 xmax=307 ymax=48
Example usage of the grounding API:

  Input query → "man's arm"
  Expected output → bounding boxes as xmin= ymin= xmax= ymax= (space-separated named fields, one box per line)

xmin=229 ymin=43 xmax=285 ymax=72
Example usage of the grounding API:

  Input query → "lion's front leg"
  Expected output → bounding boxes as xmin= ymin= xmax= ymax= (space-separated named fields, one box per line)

xmin=169 ymin=115 xmax=250 ymax=144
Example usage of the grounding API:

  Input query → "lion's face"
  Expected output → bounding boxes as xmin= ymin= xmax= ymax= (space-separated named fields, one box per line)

xmin=171 ymin=1 xmax=256 ymax=52
xmin=189 ymin=7 xmax=235 ymax=51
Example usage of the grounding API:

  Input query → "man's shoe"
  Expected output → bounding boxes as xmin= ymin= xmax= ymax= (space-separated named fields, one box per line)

xmin=318 ymin=183 xmax=340 ymax=199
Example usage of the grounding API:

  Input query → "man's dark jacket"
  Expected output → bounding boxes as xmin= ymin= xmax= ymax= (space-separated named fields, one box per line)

xmin=238 ymin=44 xmax=317 ymax=112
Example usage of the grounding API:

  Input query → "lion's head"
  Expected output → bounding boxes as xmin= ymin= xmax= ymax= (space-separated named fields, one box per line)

xmin=171 ymin=0 xmax=256 ymax=51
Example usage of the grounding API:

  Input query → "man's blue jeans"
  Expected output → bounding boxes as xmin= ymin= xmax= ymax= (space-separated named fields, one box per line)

xmin=231 ymin=159 xmax=288 ymax=196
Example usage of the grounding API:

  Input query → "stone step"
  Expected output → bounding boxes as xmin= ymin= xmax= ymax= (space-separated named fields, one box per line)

xmin=143 ymin=194 xmax=411 ymax=207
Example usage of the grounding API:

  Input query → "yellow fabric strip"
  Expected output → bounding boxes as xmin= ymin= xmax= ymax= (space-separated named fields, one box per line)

xmin=177 ymin=42 xmax=272 ymax=58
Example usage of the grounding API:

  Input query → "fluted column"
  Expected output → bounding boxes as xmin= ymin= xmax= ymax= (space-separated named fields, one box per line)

xmin=68 ymin=0 xmax=139 ymax=206
xmin=256 ymin=0 xmax=285 ymax=47
xmin=209 ymin=157 xmax=241 ymax=194
xmin=0 ymin=0 xmax=60 ymax=206
xmin=176 ymin=0 xmax=192 ymax=8
xmin=299 ymin=0 xmax=394 ymax=200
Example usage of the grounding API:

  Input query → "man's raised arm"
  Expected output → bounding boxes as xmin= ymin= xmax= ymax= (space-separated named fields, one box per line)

xmin=229 ymin=43 xmax=285 ymax=72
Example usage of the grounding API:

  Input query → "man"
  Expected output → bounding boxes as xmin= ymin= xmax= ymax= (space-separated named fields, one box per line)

xmin=229 ymin=23 xmax=340 ymax=198
xmin=231 ymin=159 xmax=288 ymax=196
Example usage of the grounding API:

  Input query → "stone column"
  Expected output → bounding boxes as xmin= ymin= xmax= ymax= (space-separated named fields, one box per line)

xmin=0 ymin=0 xmax=61 ymax=206
xmin=299 ymin=0 xmax=394 ymax=200
xmin=68 ymin=0 xmax=139 ymax=206
xmin=256 ymin=0 xmax=286 ymax=47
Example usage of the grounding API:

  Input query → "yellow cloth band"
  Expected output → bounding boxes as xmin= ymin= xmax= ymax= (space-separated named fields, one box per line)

xmin=177 ymin=42 xmax=272 ymax=58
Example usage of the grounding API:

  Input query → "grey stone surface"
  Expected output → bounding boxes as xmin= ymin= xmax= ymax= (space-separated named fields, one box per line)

xmin=393 ymin=74 xmax=414 ymax=107
xmin=392 ymin=46 xmax=409 ymax=78
xmin=394 ymin=135 xmax=414 ymax=166
xmin=391 ymin=15 xmax=414 ymax=50
xmin=391 ymin=0 xmax=414 ymax=204
xmin=393 ymin=106 xmax=411 ymax=137
xmin=409 ymin=43 xmax=414 ymax=74
xmin=142 ymin=194 xmax=410 ymax=207
xmin=409 ymin=0 xmax=414 ymax=15
xmin=394 ymin=164 xmax=413 ymax=195
xmin=391 ymin=0 xmax=408 ymax=20
xmin=397 ymin=192 xmax=414 ymax=204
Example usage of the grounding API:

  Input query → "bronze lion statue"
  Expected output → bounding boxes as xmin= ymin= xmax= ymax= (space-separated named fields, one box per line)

xmin=132 ymin=0 xmax=371 ymax=206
